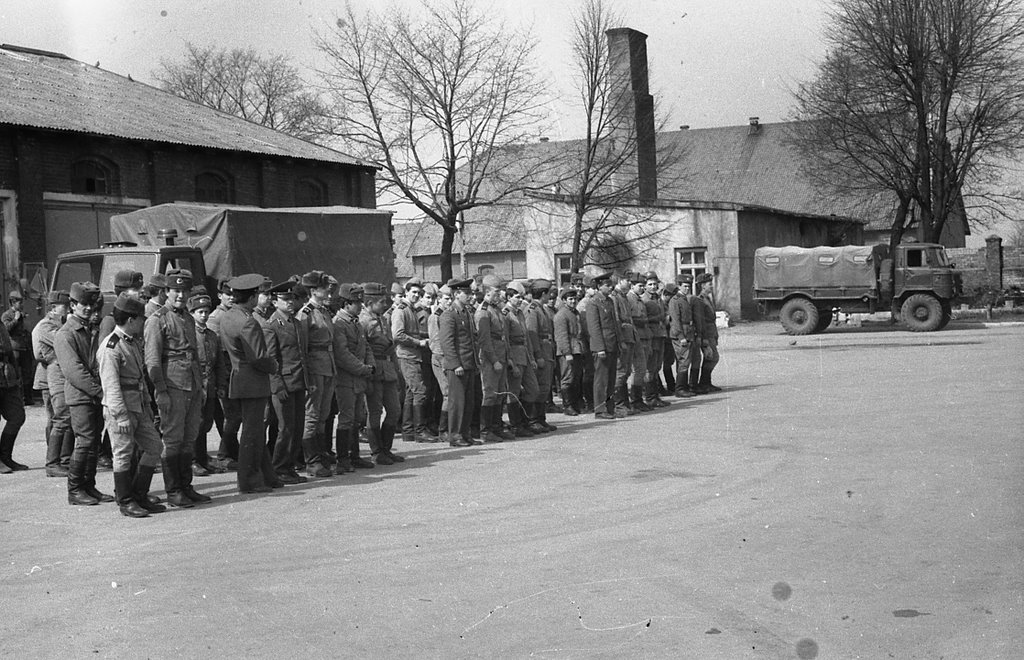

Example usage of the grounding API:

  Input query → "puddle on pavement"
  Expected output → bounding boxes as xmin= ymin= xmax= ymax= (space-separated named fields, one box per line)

xmin=892 ymin=609 xmax=932 ymax=618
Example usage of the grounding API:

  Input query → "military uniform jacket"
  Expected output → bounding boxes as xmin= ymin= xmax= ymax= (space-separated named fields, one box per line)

xmin=692 ymin=294 xmax=719 ymax=343
xmin=206 ymin=303 xmax=231 ymax=335
xmin=297 ymin=302 xmax=336 ymax=378
xmin=144 ymin=299 xmax=163 ymax=318
xmin=332 ymin=309 xmax=374 ymax=389
xmin=98 ymin=328 xmax=150 ymax=425
xmin=503 ymin=304 xmax=533 ymax=367
xmin=391 ymin=301 xmax=426 ymax=361
xmin=2 ymin=308 xmax=30 ymax=351
xmin=667 ymin=294 xmax=694 ymax=342
xmin=553 ymin=307 xmax=584 ymax=356
xmin=357 ymin=308 xmax=398 ymax=383
xmin=427 ymin=307 xmax=445 ymax=361
xmin=32 ymin=314 xmax=61 ymax=391
xmin=524 ymin=301 xmax=554 ymax=363
xmin=145 ymin=305 xmax=202 ymax=394
xmin=585 ymin=291 xmax=619 ymax=354
xmin=610 ymin=291 xmax=637 ymax=344
xmin=439 ymin=301 xmax=478 ymax=371
xmin=262 ymin=310 xmax=308 ymax=395
xmin=54 ymin=314 xmax=101 ymax=405
xmin=626 ymin=290 xmax=650 ymax=340
xmin=254 ymin=305 xmax=273 ymax=326
xmin=474 ymin=303 xmax=508 ymax=366
xmin=642 ymin=292 xmax=668 ymax=339
xmin=219 ymin=306 xmax=277 ymax=399
xmin=196 ymin=324 xmax=229 ymax=396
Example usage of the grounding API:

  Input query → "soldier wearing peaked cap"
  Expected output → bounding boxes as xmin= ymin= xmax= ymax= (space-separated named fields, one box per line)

xmin=260 ymin=281 xmax=310 ymax=483
xmin=219 ymin=273 xmax=281 ymax=493
xmin=523 ymin=279 xmax=556 ymax=433
xmin=143 ymin=273 xmax=169 ymax=317
xmin=144 ymin=268 xmax=210 ymax=507
xmin=358 ymin=282 xmax=403 ymax=465
xmin=584 ymin=272 xmax=620 ymax=419
xmin=641 ymin=272 xmax=670 ymax=409
xmin=438 ymin=278 xmax=479 ymax=446
xmin=97 ymin=293 xmax=165 ymax=517
xmin=330 ymin=282 xmax=373 ymax=470
xmin=33 ymin=290 xmax=72 ymax=477
xmin=474 ymin=274 xmax=511 ymax=443
xmin=205 ymin=276 xmax=238 ymax=468
xmin=667 ymin=276 xmax=697 ymax=398
xmin=690 ymin=273 xmax=721 ymax=394
xmin=554 ymin=287 xmax=585 ymax=416
xmin=54 ymin=282 xmax=111 ymax=504
xmin=296 ymin=270 xmax=337 ymax=478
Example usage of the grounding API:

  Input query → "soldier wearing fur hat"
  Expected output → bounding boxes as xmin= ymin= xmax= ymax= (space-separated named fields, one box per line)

xmin=259 ymin=283 xmax=310 ymax=483
xmin=98 ymin=294 xmax=166 ymax=517
xmin=33 ymin=291 xmax=73 ymax=477
xmin=53 ymin=282 xmax=111 ymax=503
xmin=524 ymin=279 xmax=557 ymax=433
xmin=144 ymin=269 xmax=210 ymax=507
xmin=188 ymin=292 xmax=228 ymax=476
xmin=296 ymin=270 xmax=337 ymax=478
xmin=475 ymin=274 xmax=511 ymax=443
xmin=690 ymin=273 xmax=721 ymax=394
xmin=219 ymin=274 xmax=281 ymax=493
xmin=358 ymin=282 xmax=404 ymax=465
xmin=143 ymin=273 xmax=168 ymax=318
xmin=438 ymin=278 xmax=479 ymax=446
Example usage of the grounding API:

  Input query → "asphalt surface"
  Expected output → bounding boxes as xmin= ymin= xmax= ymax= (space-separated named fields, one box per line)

xmin=2 ymin=320 xmax=1022 ymax=659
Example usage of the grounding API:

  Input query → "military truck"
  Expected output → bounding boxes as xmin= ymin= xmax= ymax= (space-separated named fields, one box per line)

xmin=753 ymin=243 xmax=962 ymax=334
xmin=49 ymin=203 xmax=395 ymax=301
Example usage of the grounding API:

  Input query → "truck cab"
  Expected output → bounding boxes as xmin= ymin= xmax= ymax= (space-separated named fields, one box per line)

xmin=50 ymin=232 xmax=207 ymax=307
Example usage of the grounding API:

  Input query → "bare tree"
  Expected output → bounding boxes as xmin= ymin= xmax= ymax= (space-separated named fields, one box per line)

xmin=790 ymin=0 xmax=1024 ymax=250
xmin=316 ymin=0 xmax=555 ymax=282
xmin=155 ymin=43 xmax=335 ymax=143
xmin=557 ymin=0 xmax=677 ymax=274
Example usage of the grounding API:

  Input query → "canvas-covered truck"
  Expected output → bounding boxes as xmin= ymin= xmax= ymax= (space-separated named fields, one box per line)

xmin=753 ymin=243 xmax=962 ymax=334
xmin=49 ymin=203 xmax=395 ymax=301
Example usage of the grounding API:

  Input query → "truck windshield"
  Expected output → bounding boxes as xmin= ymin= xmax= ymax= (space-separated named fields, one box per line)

xmin=53 ymin=257 xmax=104 ymax=291
xmin=906 ymin=248 xmax=950 ymax=268
xmin=99 ymin=254 xmax=159 ymax=290
xmin=926 ymin=248 xmax=950 ymax=267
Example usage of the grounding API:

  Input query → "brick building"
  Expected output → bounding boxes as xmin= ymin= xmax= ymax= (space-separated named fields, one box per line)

xmin=0 ymin=44 xmax=377 ymax=302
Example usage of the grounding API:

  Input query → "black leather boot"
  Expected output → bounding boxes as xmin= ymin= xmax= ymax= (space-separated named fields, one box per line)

xmin=162 ymin=455 xmax=194 ymax=508
xmin=0 ymin=429 xmax=28 ymax=470
xmin=67 ymin=455 xmax=99 ymax=505
xmin=540 ymin=403 xmax=557 ymax=432
xmin=83 ymin=452 xmax=114 ymax=502
xmin=133 ymin=464 xmax=166 ymax=513
xmin=180 ymin=454 xmax=212 ymax=503
xmin=114 ymin=470 xmax=149 ymax=518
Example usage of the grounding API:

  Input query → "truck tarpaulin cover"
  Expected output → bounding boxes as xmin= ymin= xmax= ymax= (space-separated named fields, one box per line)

xmin=109 ymin=203 xmax=395 ymax=284
xmin=754 ymin=245 xmax=884 ymax=289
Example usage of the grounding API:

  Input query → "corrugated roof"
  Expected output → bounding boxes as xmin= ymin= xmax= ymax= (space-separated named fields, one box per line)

xmin=0 ymin=44 xmax=369 ymax=167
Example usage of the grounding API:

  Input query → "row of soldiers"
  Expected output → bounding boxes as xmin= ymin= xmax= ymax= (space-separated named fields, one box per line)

xmin=20 ymin=266 xmax=719 ymax=518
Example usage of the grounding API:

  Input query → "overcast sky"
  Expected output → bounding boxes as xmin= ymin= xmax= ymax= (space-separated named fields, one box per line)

xmin=0 ymin=0 xmax=830 ymax=138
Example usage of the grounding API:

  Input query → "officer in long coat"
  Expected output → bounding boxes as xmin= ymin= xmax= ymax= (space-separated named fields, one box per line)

xmin=438 ymin=278 xmax=479 ymax=447
xmin=262 ymin=282 xmax=310 ymax=483
xmin=584 ymin=272 xmax=620 ymax=419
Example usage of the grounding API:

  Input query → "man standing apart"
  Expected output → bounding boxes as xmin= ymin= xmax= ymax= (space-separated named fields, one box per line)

xmin=219 ymin=274 xmax=281 ymax=493
xmin=54 ymin=282 xmax=110 ymax=504
xmin=691 ymin=273 xmax=722 ymax=394
xmin=439 ymin=279 xmax=479 ymax=447
xmin=145 ymin=269 xmax=210 ymax=508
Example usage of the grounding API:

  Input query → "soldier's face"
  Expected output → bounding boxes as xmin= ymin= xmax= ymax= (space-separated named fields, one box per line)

xmin=274 ymin=298 xmax=295 ymax=315
xmin=484 ymin=288 xmax=501 ymax=306
xmin=422 ymin=293 xmax=436 ymax=307
xmin=645 ymin=280 xmax=659 ymax=295
xmin=599 ymin=282 xmax=613 ymax=296
xmin=454 ymin=289 xmax=470 ymax=305
xmin=192 ymin=308 xmax=210 ymax=325
xmin=406 ymin=287 xmax=422 ymax=303
xmin=438 ymin=293 xmax=453 ymax=309
xmin=565 ymin=295 xmax=577 ymax=310
xmin=506 ymin=291 xmax=523 ymax=309
xmin=167 ymin=287 xmax=189 ymax=309
xmin=701 ymin=281 xmax=713 ymax=295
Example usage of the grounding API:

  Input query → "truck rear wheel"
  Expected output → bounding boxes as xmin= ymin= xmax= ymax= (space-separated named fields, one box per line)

xmin=937 ymin=300 xmax=952 ymax=330
xmin=780 ymin=298 xmax=819 ymax=335
xmin=813 ymin=307 xmax=834 ymax=333
xmin=901 ymin=294 xmax=943 ymax=332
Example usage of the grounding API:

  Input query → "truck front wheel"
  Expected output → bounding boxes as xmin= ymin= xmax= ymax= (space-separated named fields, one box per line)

xmin=901 ymin=294 xmax=943 ymax=332
xmin=779 ymin=298 xmax=819 ymax=335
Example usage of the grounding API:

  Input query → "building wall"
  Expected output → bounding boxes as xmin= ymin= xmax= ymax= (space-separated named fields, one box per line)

xmin=410 ymin=251 xmax=527 ymax=283
xmin=0 ymin=126 xmax=375 ymax=273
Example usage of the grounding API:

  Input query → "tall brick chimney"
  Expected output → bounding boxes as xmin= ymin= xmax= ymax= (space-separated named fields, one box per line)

xmin=606 ymin=27 xmax=658 ymax=201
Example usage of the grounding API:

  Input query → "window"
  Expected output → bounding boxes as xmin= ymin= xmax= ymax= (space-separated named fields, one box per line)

xmin=295 ymin=178 xmax=327 ymax=207
xmin=675 ymin=247 xmax=708 ymax=282
xmin=71 ymin=159 xmax=112 ymax=194
xmin=477 ymin=265 xmax=495 ymax=276
xmin=555 ymin=253 xmax=573 ymax=287
xmin=195 ymin=171 xmax=233 ymax=203
xmin=906 ymin=249 xmax=924 ymax=267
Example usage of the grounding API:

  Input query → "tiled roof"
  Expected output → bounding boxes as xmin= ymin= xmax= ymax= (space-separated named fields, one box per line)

xmin=658 ymin=122 xmax=897 ymax=229
xmin=0 ymin=44 xmax=369 ymax=167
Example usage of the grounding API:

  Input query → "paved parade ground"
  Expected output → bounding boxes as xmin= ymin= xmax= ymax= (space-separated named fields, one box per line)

xmin=2 ymin=320 xmax=1022 ymax=659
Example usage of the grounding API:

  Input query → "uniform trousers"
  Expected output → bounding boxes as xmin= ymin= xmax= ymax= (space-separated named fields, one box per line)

xmin=68 ymin=402 xmax=102 ymax=486
xmin=672 ymin=339 xmax=694 ymax=389
xmin=46 ymin=388 xmax=74 ymax=468
xmin=530 ymin=356 xmax=554 ymax=404
xmin=108 ymin=407 xmax=162 ymax=472
xmin=647 ymin=337 xmax=664 ymax=388
xmin=216 ymin=395 xmax=241 ymax=461
xmin=195 ymin=389 xmax=217 ymax=464
xmin=478 ymin=360 xmax=507 ymax=406
xmin=236 ymin=397 xmax=276 ymax=491
xmin=157 ymin=386 xmax=202 ymax=456
xmin=631 ymin=338 xmax=650 ymax=387
xmin=614 ymin=343 xmax=635 ymax=402
xmin=662 ymin=337 xmax=677 ymax=390
xmin=693 ymin=339 xmax=720 ymax=384
xmin=593 ymin=351 xmax=618 ymax=414
xmin=398 ymin=358 xmax=427 ymax=434
xmin=558 ymin=355 xmax=583 ymax=396
xmin=431 ymin=357 xmax=448 ymax=414
xmin=302 ymin=373 xmax=335 ymax=465
xmin=446 ymin=369 xmax=477 ymax=441
xmin=365 ymin=380 xmax=400 ymax=455
xmin=271 ymin=388 xmax=306 ymax=474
